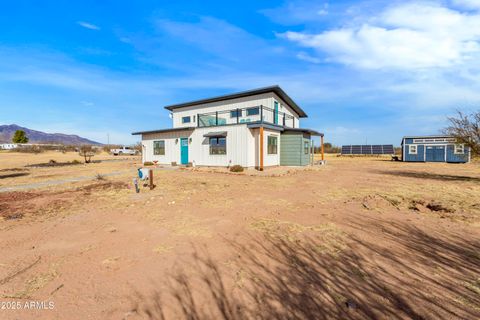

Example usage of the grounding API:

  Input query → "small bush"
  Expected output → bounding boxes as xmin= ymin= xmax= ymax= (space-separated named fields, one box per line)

xmin=95 ymin=173 xmax=106 ymax=181
xmin=49 ymin=159 xmax=57 ymax=164
xmin=144 ymin=161 xmax=154 ymax=166
xmin=230 ymin=165 xmax=244 ymax=172
xmin=71 ymin=160 xmax=81 ymax=164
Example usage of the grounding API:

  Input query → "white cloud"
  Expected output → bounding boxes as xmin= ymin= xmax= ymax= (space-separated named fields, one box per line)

xmin=77 ymin=21 xmax=100 ymax=30
xmin=452 ymin=0 xmax=480 ymax=10
xmin=283 ymin=2 xmax=480 ymax=70
xmin=296 ymin=51 xmax=322 ymax=63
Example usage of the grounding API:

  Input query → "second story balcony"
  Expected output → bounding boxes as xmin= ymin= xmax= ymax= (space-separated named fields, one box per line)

xmin=197 ymin=105 xmax=295 ymax=128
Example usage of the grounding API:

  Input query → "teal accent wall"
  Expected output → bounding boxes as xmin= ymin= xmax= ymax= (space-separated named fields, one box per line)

xmin=280 ymin=132 xmax=311 ymax=166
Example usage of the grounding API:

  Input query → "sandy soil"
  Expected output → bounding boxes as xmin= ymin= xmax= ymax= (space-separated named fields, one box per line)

xmin=0 ymin=152 xmax=479 ymax=319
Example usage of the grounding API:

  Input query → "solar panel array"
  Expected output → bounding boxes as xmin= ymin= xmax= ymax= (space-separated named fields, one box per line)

xmin=341 ymin=145 xmax=394 ymax=155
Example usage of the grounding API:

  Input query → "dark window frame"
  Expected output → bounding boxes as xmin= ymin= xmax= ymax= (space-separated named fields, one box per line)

xmin=230 ymin=109 xmax=242 ymax=118
xmin=153 ymin=140 xmax=165 ymax=155
xmin=209 ymin=137 xmax=227 ymax=155
xmin=267 ymin=136 xmax=278 ymax=155
xmin=246 ymin=107 xmax=260 ymax=116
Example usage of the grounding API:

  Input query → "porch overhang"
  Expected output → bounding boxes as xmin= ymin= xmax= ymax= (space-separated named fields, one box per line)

xmin=203 ymin=131 xmax=228 ymax=137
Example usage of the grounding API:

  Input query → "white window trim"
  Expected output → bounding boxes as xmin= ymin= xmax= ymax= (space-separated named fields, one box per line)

xmin=409 ymin=145 xmax=417 ymax=155
xmin=454 ymin=144 xmax=464 ymax=155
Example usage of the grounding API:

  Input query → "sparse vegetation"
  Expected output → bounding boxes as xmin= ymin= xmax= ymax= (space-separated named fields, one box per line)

xmin=444 ymin=110 xmax=480 ymax=156
xmin=143 ymin=161 xmax=154 ymax=166
xmin=12 ymin=130 xmax=29 ymax=143
xmin=79 ymin=145 xmax=96 ymax=163
xmin=230 ymin=165 xmax=244 ymax=172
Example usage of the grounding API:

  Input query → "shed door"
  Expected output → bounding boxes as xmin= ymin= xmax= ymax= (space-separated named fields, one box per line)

xmin=426 ymin=146 xmax=445 ymax=162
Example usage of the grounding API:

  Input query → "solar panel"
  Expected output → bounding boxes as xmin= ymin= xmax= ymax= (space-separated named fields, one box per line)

xmin=341 ymin=145 xmax=352 ymax=154
xmin=341 ymin=144 xmax=395 ymax=155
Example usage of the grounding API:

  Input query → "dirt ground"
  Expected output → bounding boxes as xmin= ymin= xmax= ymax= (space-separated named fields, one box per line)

xmin=0 ymin=151 xmax=479 ymax=319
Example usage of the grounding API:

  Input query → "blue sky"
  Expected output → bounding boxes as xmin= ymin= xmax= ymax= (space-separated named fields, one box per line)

xmin=1 ymin=0 xmax=480 ymax=145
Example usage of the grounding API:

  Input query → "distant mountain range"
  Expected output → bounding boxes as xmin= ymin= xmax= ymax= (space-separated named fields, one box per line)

xmin=0 ymin=124 xmax=102 ymax=145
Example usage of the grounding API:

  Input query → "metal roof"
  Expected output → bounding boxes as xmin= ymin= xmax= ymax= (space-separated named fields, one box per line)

xmin=203 ymin=131 xmax=228 ymax=137
xmin=402 ymin=135 xmax=454 ymax=139
xmin=131 ymin=127 xmax=195 ymax=135
xmin=283 ymin=127 xmax=324 ymax=137
xmin=164 ymin=85 xmax=308 ymax=118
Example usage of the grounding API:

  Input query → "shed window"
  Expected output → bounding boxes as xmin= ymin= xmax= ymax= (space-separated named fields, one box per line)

xmin=153 ymin=140 xmax=165 ymax=155
xmin=246 ymin=107 xmax=259 ymax=116
xmin=230 ymin=109 xmax=242 ymax=118
xmin=182 ymin=116 xmax=191 ymax=123
xmin=304 ymin=141 xmax=310 ymax=155
xmin=267 ymin=136 xmax=278 ymax=154
xmin=409 ymin=145 xmax=417 ymax=155
xmin=210 ymin=137 xmax=226 ymax=155
xmin=454 ymin=144 xmax=464 ymax=154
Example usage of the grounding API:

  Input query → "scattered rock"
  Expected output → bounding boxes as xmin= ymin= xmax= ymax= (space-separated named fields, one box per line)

xmin=345 ymin=299 xmax=357 ymax=309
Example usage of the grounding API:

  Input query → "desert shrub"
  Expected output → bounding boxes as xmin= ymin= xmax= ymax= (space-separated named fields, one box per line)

xmin=71 ymin=160 xmax=81 ymax=164
xmin=144 ymin=161 xmax=154 ymax=166
xmin=49 ymin=159 xmax=57 ymax=164
xmin=95 ymin=173 xmax=106 ymax=181
xmin=230 ymin=165 xmax=244 ymax=172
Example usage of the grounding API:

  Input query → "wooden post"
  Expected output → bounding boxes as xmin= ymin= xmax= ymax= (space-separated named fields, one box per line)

xmin=259 ymin=127 xmax=264 ymax=171
xmin=321 ymin=135 xmax=325 ymax=161
xmin=149 ymin=169 xmax=154 ymax=190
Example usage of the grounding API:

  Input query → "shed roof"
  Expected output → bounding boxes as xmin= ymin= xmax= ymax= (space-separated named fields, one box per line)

xmin=164 ymin=85 xmax=308 ymax=118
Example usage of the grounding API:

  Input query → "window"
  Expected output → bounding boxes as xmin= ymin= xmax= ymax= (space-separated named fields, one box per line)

xmin=230 ymin=109 xmax=242 ymax=118
xmin=304 ymin=141 xmax=310 ymax=154
xmin=209 ymin=137 xmax=226 ymax=155
xmin=246 ymin=107 xmax=259 ymax=116
xmin=454 ymin=144 xmax=464 ymax=154
xmin=182 ymin=116 xmax=191 ymax=123
xmin=409 ymin=145 xmax=417 ymax=154
xmin=267 ymin=136 xmax=278 ymax=154
xmin=153 ymin=140 xmax=165 ymax=155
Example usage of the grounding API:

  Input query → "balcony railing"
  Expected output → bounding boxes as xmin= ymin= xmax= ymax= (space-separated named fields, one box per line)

xmin=197 ymin=105 xmax=295 ymax=128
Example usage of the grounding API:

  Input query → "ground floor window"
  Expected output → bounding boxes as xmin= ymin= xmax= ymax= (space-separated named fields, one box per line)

xmin=210 ymin=137 xmax=226 ymax=155
xmin=268 ymin=136 xmax=278 ymax=154
xmin=304 ymin=141 xmax=310 ymax=154
xmin=153 ymin=140 xmax=165 ymax=155
xmin=454 ymin=144 xmax=464 ymax=154
xmin=409 ymin=145 xmax=417 ymax=154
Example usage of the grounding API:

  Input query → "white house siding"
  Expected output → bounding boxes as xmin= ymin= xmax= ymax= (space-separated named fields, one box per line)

xmin=141 ymin=125 xmax=258 ymax=167
xmin=171 ymin=93 xmax=300 ymax=129
xmin=142 ymin=129 xmax=193 ymax=164
xmin=263 ymin=128 xmax=281 ymax=167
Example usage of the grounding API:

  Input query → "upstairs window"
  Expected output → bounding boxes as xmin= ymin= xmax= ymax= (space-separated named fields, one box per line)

xmin=153 ymin=140 xmax=165 ymax=155
xmin=182 ymin=116 xmax=191 ymax=124
xmin=454 ymin=144 xmax=464 ymax=154
xmin=209 ymin=137 xmax=226 ymax=155
xmin=246 ymin=107 xmax=259 ymax=116
xmin=230 ymin=109 xmax=242 ymax=118
xmin=268 ymin=136 xmax=278 ymax=154
xmin=409 ymin=145 xmax=417 ymax=155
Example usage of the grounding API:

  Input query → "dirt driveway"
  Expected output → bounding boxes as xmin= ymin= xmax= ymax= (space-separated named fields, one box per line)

xmin=0 ymin=155 xmax=479 ymax=319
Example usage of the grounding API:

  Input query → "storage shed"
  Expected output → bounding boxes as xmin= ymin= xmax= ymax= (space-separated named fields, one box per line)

xmin=280 ymin=128 xmax=322 ymax=166
xmin=401 ymin=135 xmax=470 ymax=163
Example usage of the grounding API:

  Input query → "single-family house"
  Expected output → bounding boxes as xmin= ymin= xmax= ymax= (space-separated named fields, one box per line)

xmin=132 ymin=86 xmax=323 ymax=169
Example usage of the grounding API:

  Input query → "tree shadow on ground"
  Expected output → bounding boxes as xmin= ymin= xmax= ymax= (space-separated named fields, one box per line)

xmin=373 ymin=170 xmax=480 ymax=183
xmin=132 ymin=219 xmax=480 ymax=320
xmin=0 ymin=172 xmax=29 ymax=179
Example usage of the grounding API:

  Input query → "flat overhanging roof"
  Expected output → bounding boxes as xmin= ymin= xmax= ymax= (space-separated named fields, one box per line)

xmin=131 ymin=127 xmax=195 ymax=135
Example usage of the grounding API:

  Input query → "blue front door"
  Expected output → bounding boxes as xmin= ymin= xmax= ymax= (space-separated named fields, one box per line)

xmin=180 ymin=138 xmax=189 ymax=164
xmin=426 ymin=146 xmax=444 ymax=162
xmin=274 ymin=101 xmax=279 ymax=124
